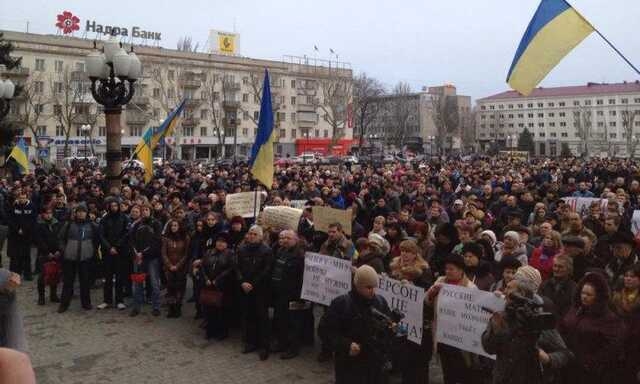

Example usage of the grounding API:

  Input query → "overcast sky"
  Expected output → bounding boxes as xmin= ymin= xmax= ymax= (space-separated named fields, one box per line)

xmin=2 ymin=0 xmax=639 ymax=100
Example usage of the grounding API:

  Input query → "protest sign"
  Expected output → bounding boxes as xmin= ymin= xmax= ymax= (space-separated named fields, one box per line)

xmin=376 ymin=276 xmax=426 ymax=344
xmin=289 ymin=200 xmax=308 ymax=210
xmin=632 ymin=210 xmax=640 ymax=235
xmin=562 ymin=197 xmax=607 ymax=217
xmin=313 ymin=206 xmax=352 ymax=235
xmin=225 ymin=192 xmax=259 ymax=218
xmin=301 ymin=252 xmax=352 ymax=306
xmin=262 ymin=206 xmax=303 ymax=230
xmin=435 ymin=284 xmax=505 ymax=359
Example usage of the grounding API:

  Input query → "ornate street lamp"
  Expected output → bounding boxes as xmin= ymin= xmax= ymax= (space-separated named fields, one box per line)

xmin=0 ymin=79 xmax=16 ymax=120
xmin=80 ymin=124 xmax=91 ymax=157
xmin=85 ymin=38 xmax=142 ymax=189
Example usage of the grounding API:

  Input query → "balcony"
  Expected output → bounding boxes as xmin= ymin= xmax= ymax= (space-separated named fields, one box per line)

xmin=223 ymin=82 xmax=241 ymax=92
xmin=297 ymin=112 xmax=319 ymax=124
xmin=297 ymin=102 xmax=317 ymax=112
xmin=184 ymin=98 xmax=203 ymax=109
xmin=182 ymin=117 xmax=200 ymax=127
xmin=181 ymin=79 xmax=201 ymax=89
xmin=1 ymin=67 xmax=29 ymax=78
xmin=222 ymin=100 xmax=241 ymax=109
xmin=126 ymin=112 xmax=149 ymax=125
xmin=223 ymin=117 xmax=237 ymax=127
xmin=74 ymin=113 xmax=93 ymax=124
xmin=71 ymin=71 xmax=87 ymax=81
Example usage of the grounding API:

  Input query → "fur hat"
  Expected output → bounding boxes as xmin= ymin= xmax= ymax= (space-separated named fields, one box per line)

xmin=480 ymin=230 xmax=497 ymax=245
xmin=353 ymin=265 xmax=379 ymax=288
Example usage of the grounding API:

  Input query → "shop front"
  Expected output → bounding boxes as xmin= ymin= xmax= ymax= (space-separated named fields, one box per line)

xmin=294 ymin=138 xmax=357 ymax=156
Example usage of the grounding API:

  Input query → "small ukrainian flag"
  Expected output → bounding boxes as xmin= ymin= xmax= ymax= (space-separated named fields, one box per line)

xmin=7 ymin=137 xmax=30 ymax=174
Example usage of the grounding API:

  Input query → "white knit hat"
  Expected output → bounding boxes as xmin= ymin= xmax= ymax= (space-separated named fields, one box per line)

xmin=514 ymin=266 xmax=542 ymax=292
xmin=503 ymin=231 xmax=520 ymax=244
xmin=354 ymin=265 xmax=380 ymax=288
xmin=480 ymin=230 xmax=497 ymax=245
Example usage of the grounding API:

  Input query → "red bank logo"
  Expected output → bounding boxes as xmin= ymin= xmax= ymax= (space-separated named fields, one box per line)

xmin=56 ymin=11 xmax=80 ymax=34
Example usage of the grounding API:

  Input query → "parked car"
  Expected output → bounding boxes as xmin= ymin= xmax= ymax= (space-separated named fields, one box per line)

xmin=122 ymin=159 xmax=145 ymax=169
xmin=342 ymin=155 xmax=359 ymax=164
xmin=294 ymin=153 xmax=320 ymax=164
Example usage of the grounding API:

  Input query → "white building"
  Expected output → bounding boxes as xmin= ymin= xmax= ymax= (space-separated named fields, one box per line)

xmin=476 ymin=82 xmax=640 ymax=157
xmin=1 ymin=30 xmax=354 ymax=162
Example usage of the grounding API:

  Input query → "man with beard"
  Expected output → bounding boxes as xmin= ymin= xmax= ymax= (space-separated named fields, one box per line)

xmin=8 ymin=191 xmax=36 ymax=281
xmin=97 ymin=197 xmax=130 ymax=311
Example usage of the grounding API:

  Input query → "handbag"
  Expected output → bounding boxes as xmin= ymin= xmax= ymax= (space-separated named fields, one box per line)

xmin=43 ymin=261 xmax=61 ymax=285
xmin=199 ymin=286 xmax=223 ymax=307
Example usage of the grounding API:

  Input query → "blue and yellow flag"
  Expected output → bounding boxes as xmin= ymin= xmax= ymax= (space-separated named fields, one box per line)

xmin=134 ymin=99 xmax=186 ymax=183
xmin=507 ymin=0 xmax=594 ymax=96
xmin=249 ymin=69 xmax=274 ymax=189
xmin=8 ymin=137 xmax=30 ymax=174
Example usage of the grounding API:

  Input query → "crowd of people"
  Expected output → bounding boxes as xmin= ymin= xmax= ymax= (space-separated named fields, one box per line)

xmin=0 ymin=155 xmax=639 ymax=384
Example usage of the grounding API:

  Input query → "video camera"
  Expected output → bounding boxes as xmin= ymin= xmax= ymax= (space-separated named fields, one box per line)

xmin=505 ymin=293 xmax=556 ymax=334
xmin=364 ymin=307 xmax=406 ymax=372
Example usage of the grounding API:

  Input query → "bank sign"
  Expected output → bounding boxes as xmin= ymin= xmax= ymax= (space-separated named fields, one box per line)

xmin=56 ymin=11 xmax=161 ymax=40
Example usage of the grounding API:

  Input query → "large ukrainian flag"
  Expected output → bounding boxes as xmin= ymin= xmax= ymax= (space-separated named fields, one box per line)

xmin=7 ymin=137 xmax=30 ymax=174
xmin=248 ymin=69 xmax=274 ymax=189
xmin=134 ymin=99 xmax=186 ymax=183
xmin=507 ymin=0 xmax=594 ymax=96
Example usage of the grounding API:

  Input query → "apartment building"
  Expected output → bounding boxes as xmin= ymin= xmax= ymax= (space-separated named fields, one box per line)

xmin=1 ymin=30 xmax=354 ymax=161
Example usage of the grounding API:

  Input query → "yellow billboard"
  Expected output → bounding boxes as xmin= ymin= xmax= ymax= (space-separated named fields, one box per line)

xmin=218 ymin=33 xmax=236 ymax=54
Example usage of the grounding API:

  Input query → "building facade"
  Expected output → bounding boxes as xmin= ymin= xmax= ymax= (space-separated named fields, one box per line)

xmin=1 ymin=30 xmax=354 ymax=162
xmin=367 ymin=85 xmax=472 ymax=154
xmin=476 ymin=82 xmax=640 ymax=157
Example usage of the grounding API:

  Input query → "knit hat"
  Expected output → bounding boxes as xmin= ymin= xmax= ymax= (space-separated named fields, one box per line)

xmin=368 ymin=233 xmax=390 ymax=255
xmin=514 ymin=266 xmax=542 ymax=292
xmin=353 ymin=265 xmax=379 ymax=288
xmin=503 ymin=231 xmax=520 ymax=243
xmin=480 ymin=230 xmax=497 ymax=245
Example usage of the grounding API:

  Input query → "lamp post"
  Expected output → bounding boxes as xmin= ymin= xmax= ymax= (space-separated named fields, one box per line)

xmin=85 ymin=38 xmax=142 ymax=190
xmin=80 ymin=124 xmax=91 ymax=157
xmin=0 ymin=79 xmax=15 ymax=120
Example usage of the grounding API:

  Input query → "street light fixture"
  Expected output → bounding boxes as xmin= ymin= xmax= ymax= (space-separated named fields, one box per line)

xmin=0 ymin=79 xmax=16 ymax=120
xmin=85 ymin=38 xmax=142 ymax=189
xmin=80 ymin=124 xmax=91 ymax=157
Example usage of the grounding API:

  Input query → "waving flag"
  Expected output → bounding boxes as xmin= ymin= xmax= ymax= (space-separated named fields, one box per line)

xmin=134 ymin=99 xmax=186 ymax=183
xmin=7 ymin=137 xmax=30 ymax=174
xmin=248 ymin=69 xmax=274 ymax=189
xmin=507 ymin=0 xmax=594 ymax=96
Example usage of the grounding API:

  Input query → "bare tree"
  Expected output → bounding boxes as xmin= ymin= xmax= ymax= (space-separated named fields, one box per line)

xmin=352 ymin=73 xmax=385 ymax=150
xmin=14 ymin=71 xmax=50 ymax=140
xmin=149 ymin=64 xmax=186 ymax=159
xmin=431 ymin=94 xmax=459 ymax=154
xmin=317 ymin=73 xmax=352 ymax=152
xmin=621 ymin=106 xmax=640 ymax=158
xmin=572 ymin=105 xmax=592 ymax=157
xmin=176 ymin=36 xmax=199 ymax=53
xmin=389 ymin=81 xmax=414 ymax=149
xmin=200 ymin=72 xmax=237 ymax=159
xmin=50 ymin=65 xmax=97 ymax=157
xmin=459 ymin=108 xmax=476 ymax=152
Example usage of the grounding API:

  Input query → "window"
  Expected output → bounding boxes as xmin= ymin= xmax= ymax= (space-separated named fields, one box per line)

xmin=489 ymin=105 xmax=495 ymax=110
xmin=609 ymin=99 xmax=616 ymax=105
xmin=508 ymin=104 xmax=513 ymax=109
xmin=610 ymin=133 xmax=617 ymax=139
xmin=585 ymin=100 xmax=592 ymax=105
xmin=36 ymin=125 xmax=46 ymax=136
xmin=99 ymin=126 xmax=106 ymax=136
xmin=254 ymin=128 xmax=258 ymax=136
xmin=596 ymin=99 xmax=603 ymax=105
xmin=597 ymin=122 xmax=604 ymax=127
xmin=153 ymin=88 xmax=160 ymax=98
xmin=53 ymin=104 xmax=62 ymax=115
xmin=291 ymin=96 xmax=296 ymax=105
xmin=240 ymin=93 xmax=248 ymax=102
xmin=537 ymin=103 xmax=543 ymax=108
xmin=167 ymin=88 xmax=175 ymax=98
xmin=254 ymin=111 xmax=259 ymax=120
xmin=559 ymin=112 xmax=565 ymax=117
xmin=489 ymin=124 xmax=494 ymax=128
xmin=636 ymin=121 xmax=640 ymax=127
xmin=35 ymin=104 xmax=45 ymax=113
xmin=517 ymin=104 xmax=523 ymax=108
xmin=200 ymin=127 xmax=207 ymax=136
xmin=527 ymin=103 xmax=533 ymax=108
xmin=153 ymin=108 xmax=160 ymax=118
xmin=315 ymin=129 xmax=319 ymax=138
xmin=481 ymin=115 xmax=486 ymax=120
xmin=549 ymin=122 xmax=556 ymax=127
xmin=508 ymin=114 xmax=513 ymax=118
xmin=213 ymin=92 xmax=220 ymax=101
xmin=609 ymin=121 xmax=617 ymax=127
xmin=35 ymin=81 xmax=44 ymax=94
xmin=498 ymin=104 xmax=504 ymax=109
xmin=242 ymin=128 xmax=248 ymax=136
xmin=55 ymin=125 xmax=64 ymax=136
xmin=279 ymin=129 xmax=286 ymax=138
xmin=548 ymin=113 xmax=555 ymax=117
xmin=200 ymin=109 xmax=208 ymax=119
xmin=610 ymin=110 xmax=617 ymax=116
xmin=518 ymin=114 xmax=524 ymax=118
xmin=254 ymin=95 xmax=260 ymax=104
xmin=573 ymin=100 xmax=580 ymax=106
xmin=54 ymin=82 xmax=63 ymax=93
xmin=291 ymin=129 xmax=297 ymax=138
xmin=242 ymin=77 xmax=249 ymax=85
xmin=550 ymin=132 xmax=557 ymax=137
xmin=291 ymin=80 xmax=296 ymax=88
xmin=559 ymin=102 xmax=565 ymax=107
xmin=35 ymin=58 xmax=45 ymax=71
xmin=518 ymin=123 xmax=524 ymax=128
xmin=597 ymin=111 xmax=604 ymax=116
xmin=538 ymin=113 xmax=544 ymax=118
xmin=528 ymin=113 xmax=534 ymax=118
xmin=622 ymin=98 xmax=628 ymax=104
xmin=560 ymin=122 xmax=567 ymax=127
xmin=539 ymin=132 xmax=546 ymax=137
xmin=538 ymin=122 xmax=545 ymax=127
xmin=561 ymin=132 xmax=568 ymax=137
xmin=182 ymin=126 xmax=193 ymax=136
xmin=548 ymin=102 xmax=555 ymax=107
xmin=53 ymin=60 xmax=63 ymax=73
xmin=508 ymin=123 xmax=514 ymax=128
xmin=277 ymin=112 xmax=286 ymax=122
xmin=291 ymin=112 xmax=296 ymax=122
xmin=168 ymin=70 xmax=174 ymax=80
xmin=499 ymin=124 xmax=505 ymax=128
xmin=480 ymin=106 xmax=486 ymax=110
xmin=324 ymin=130 xmax=329 ymax=138
xmin=131 ymin=126 xmax=142 ymax=136
xmin=243 ymin=111 xmax=249 ymax=120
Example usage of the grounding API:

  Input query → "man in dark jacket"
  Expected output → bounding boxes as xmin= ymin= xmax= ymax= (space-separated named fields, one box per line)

xmin=129 ymin=205 xmax=162 ymax=317
xmin=270 ymin=230 xmax=307 ymax=360
xmin=319 ymin=265 xmax=393 ymax=384
xmin=236 ymin=225 xmax=273 ymax=360
xmin=7 ymin=191 xmax=37 ymax=281
xmin=97 ymin=197 xmax=130 ymax=310
xmin=34 ymin=207 xmax=61 ymax=305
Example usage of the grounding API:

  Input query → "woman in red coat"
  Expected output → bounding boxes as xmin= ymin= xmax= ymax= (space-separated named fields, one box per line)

xmin=529 ymin=230 xmax=561 ymax=281
xmin=559 ymin=272 xmax=625 ymax=384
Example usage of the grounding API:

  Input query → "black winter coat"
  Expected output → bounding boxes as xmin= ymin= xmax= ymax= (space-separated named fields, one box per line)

xmin=235 ymin=242 xmax=273 ymax=292
xmin=35 ymin=217 xmax=61 ymax=258
xmin=8 ymin=200 xmax=36 ymax=241
xmin=318 ymin=291 xmax=392 ymax=384
xmin=98 ymin=212 xmax=129 ymax=254
xmin=200 ymin=248 xmax=234 ymax=291
xmin=270 ymin=244 xmax=305 ymax=302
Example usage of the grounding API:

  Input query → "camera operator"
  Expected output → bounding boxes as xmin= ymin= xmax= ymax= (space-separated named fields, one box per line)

xmin=481 ymin=275 xmax=572 ymax=384
xmin=318 ymin=265 xmax=394 ymax=384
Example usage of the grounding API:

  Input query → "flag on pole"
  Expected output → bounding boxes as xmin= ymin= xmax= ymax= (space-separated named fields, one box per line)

xmin=248 ymin=69 xmax=274 ymax=189
xmin=7 ymin=137 xmax=30 ymax=174
xmin=134 ymin=99 xmax=186 ymax=183
xmin=507 ymin=0 xmax=594 ymax=96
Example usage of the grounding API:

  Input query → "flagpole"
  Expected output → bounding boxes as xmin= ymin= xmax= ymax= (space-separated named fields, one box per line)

xmin=566 ymin=0 xmax=640 ymax=76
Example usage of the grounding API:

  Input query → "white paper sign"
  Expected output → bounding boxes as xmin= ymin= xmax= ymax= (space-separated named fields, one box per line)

xmin=262 ymin=206 xmax=303 ymax=230
xmin=562 ymin=197 xmax=607 ymax=217
xmin=376 ymin=276 xmax=426 ymax=344
xmin=632 ymin=210 xmax=640 ymax=235
xmin=435 ymin=284 xmax=505 ymax=359
xmin=301 ymin=252 xmax=352 ymax=306
xmin=289 ymin=200 xmax=308 ymax=210
xmin=225 ymin=192 xmax=260 ymax=218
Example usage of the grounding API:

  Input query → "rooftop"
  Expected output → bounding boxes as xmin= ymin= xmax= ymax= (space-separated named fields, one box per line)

xmin=479 ymin=81 xmax=640 ymax=101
